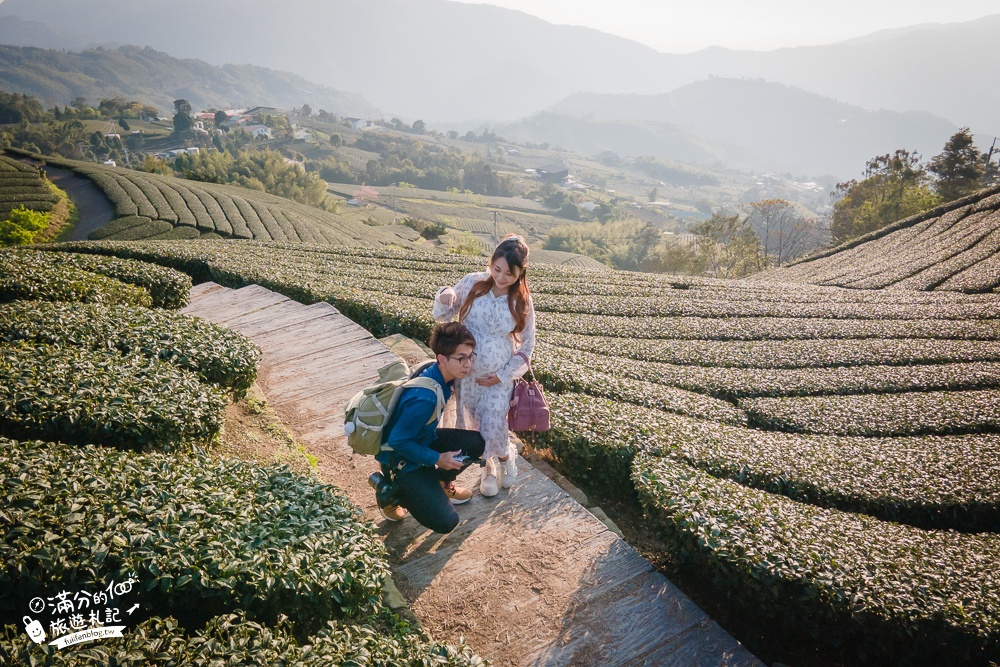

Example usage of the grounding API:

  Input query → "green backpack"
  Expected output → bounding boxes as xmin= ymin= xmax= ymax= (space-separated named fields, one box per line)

xmin=343 ymin=359 xmax=445 ymax=455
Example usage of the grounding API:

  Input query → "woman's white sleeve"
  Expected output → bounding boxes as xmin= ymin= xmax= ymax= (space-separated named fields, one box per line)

xmin=497 ymin=300 xmax=536 ymax=383
xmin=432 ymin=272 xmax=475 ymax=322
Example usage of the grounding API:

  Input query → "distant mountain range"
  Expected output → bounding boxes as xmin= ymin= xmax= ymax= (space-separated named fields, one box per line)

xmin=527 ymin=79 xmax=959 ymax=178
xmin=0 ymin=0 xmax=995 ymax=180
xmin=1 ymin=0 xmax=997 ymax=137
xmin=0 ymin=43 xmax=379 ymax=118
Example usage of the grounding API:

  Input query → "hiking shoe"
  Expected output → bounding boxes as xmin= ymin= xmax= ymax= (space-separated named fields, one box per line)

xmin=441 ymin=480 xmax=473 ymax=505
xmin=379 ymin=503 xmax=407 ymax=522
xmin=480 ymin=459 xmax=500 ymax=497
xmin=499 ymin=456 xmax=517 ymax=489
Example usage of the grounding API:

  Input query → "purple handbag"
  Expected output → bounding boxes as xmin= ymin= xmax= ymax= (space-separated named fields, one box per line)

xmin=507 ymin=353 xmax=550 ymax=432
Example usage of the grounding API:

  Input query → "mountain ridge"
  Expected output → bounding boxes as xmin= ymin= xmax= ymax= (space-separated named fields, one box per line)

xmin=0 ymin=44 xmax=379 ymax=118
xmin=511 ymin=78 xmax=959 ymax=178
xmin=3 ymin=0 xmax=995 ymax=132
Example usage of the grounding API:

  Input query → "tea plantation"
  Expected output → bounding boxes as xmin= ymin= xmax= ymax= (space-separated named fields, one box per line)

xmin=0 ymin=155 xmax=59 ymax=219
xmin=0 ymin=248 xmax=484 ymax=666
xmin=43 ymin=224 xmax=1000 ymax=665
xmin=762 ymin=185 xmax=1000 ymax=292
xmin=4 ymin=151 xmax=417 ymax=248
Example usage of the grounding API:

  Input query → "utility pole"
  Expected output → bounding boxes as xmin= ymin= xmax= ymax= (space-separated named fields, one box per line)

xmin=491 ymin=210 xmax=501 ymax=245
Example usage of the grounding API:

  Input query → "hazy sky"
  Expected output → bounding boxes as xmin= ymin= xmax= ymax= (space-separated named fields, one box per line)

xmin=450 ymin=0 xmax=1000 ymax=53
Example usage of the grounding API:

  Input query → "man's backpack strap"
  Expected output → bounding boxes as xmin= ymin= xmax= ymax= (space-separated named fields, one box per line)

xmin=377 ymin=367 xmax=446 ymax=453
xmin=400 ymin=376 xmax=446 ymax=424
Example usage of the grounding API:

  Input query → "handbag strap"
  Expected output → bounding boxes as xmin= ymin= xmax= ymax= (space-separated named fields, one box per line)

xmin=513 ymin=351 xmax=535 ymax=381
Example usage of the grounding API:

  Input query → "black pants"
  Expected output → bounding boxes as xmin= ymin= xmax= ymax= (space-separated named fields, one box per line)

xmin=384 ymin=428 xmax=485 ymax=534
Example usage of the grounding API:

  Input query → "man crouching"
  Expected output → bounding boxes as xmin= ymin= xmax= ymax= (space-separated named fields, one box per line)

xmin=369 ymin=322 xmax=485 ymax=533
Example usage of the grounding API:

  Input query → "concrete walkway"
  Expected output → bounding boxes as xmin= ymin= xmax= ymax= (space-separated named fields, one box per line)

xmin=182 ymin=281 xmax=762 ymax=667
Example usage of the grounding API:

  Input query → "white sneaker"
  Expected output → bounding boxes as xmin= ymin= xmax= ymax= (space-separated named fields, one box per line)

xmin=480 ymin=459 xmax=499 ymax=497
xmin=499 ymin=456 xmax=517 ymax=489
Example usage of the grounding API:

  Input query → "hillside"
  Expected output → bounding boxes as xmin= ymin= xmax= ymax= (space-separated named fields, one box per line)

xmin=37 ymin=238 xmax=1000 ymax=666
xmin=543 ymin=78 xmax=960 ymax=178
xmin=758 ymin=184 xmax=1000 ymax=292
xmin=1 ymin=0 xmax=998 ymax=137
xmin=19 ymin=154 xmax=418 ymax=247
xmin=0 ymin=44 xmax=379 ymax=118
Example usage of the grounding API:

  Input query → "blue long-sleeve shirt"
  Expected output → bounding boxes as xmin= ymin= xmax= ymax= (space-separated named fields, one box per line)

xmin=376 ymin=362 xmax=451 ymax=474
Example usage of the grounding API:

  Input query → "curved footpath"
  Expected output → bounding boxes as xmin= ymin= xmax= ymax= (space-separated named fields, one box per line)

xmin=182 ymin=281 xmax=762 ymax=667
xmin=12 ymin=158 xmax=115 ymax=240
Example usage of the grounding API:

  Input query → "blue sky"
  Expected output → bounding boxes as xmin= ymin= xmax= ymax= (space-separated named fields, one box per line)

xmin=450 ymin=0 xmax=1000 ymax=53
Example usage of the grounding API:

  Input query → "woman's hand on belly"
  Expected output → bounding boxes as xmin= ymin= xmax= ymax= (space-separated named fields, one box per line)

xmin=475 ymin=373 xmax=501 ymax=387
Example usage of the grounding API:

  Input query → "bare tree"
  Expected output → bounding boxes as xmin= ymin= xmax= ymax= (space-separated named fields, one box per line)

xmin=745 ymin=199 xmax=819 ymax=266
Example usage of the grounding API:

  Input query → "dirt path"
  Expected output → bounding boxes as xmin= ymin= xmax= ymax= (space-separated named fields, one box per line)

xmin=18 ymin=160 xmax=116 ymax=240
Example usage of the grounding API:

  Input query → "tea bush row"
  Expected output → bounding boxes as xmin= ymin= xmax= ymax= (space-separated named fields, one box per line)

xmin=1 ymin=248 xmax=189 ymax=309
xmin=632 ymin=454 xmax=1000 ymax=665
xmin=540 ymin=342 xmax=1000 ymax=401
xmin=87 ymin=215 xmax=156 ymax=240
xmin=0 ymin=300 xmax=259 ymax=398
xmin=543 ymin=330 xmax=1000 ymax=369
xmin=0 ymin=438 xmax=388 ymax=637
xmin=191 ymin=240 xmax=1000 ymax=308
xmin=537 ymin=292 xmax=1000 ymax=320
xmin=533 ymin=351 xmax=746 ymax=425
xmin=0 ymin=249 xmax=151 ymax=308
xmin=741 ymin=389 xmax=1000 ymax=437
xmin=537 ymin=391 xmax=1000 ymax=532
xmin=539 ymin=310 xmax=1000 ymax=341
xmin=0 ymin=344 xmax=226 ymax=451
xmin=95 ymin=217 xmax=174 ymax=241
xmin=0 ymin=154 xmax=37 ymax=173
xmin=0 ymin=155 xmax=56 ymax=215
xmin=31 ymin=248 xmax=191 ymax=309
xmin=0 ymin=612 xmax=485 ymax=667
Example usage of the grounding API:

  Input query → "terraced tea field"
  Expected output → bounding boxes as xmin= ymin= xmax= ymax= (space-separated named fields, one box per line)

xmin=0 ymin=154 xmax=59 ymax=219
xmin=764 ymin=185 xmax=1000 ymax=292
xmin=52 ymin=224 xmax=1000 ymax=664
xmin=25 ymin=156 xmax=417 ymax=247
xmin=0 ymin=247 xmax=483 ymax=666
xmin=327 ymin=182 xmax=578 ymax=242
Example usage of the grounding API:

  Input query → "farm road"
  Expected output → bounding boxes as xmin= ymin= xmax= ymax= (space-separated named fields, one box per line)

xmin=181 ymin=281 xmax=763 ymax=667
xmin=14 ymin=158 xmax=115 ymax=240
xmin=44 ymin=165 xmax=115 ymax=240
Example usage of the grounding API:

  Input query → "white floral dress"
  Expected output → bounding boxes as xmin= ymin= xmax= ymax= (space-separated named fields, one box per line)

xmin=433 ymin=271 xmax=536 ymax=460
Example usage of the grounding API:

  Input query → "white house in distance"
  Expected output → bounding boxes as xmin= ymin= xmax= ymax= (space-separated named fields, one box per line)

xmin=343 ymin=118 xmax=371 ymax=130
xmin=242 ymin=125 xmax=273 ymax=139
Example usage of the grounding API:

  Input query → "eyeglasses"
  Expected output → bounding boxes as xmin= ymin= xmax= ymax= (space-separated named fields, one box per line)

xmin=448 ymin=353 xmax=477 ymax=365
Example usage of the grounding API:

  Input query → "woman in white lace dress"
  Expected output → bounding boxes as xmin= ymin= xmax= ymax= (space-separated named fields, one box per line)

xmin=432 ymin=235 xmax=536 ymax=497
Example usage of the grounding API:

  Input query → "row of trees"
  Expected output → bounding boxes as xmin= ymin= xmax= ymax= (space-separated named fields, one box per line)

xmin=162 ymin=148 xmax=331 ymax=209
xmin=0 ymin=91 xmax=168 ymax=163
xmin=303 ymin=129 xmax=513 ymax=196
xmin=832 ymin=128 xmax=999 ymax=244
xmin=544 ymin=197 xmax=826 ymax=277
xmin=0 ymin=92 xmax=159 ymax=126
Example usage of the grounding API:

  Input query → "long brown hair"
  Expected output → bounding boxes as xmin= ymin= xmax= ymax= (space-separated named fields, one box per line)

xmin=459 ymin=235 xmax=531 ymax=343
